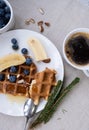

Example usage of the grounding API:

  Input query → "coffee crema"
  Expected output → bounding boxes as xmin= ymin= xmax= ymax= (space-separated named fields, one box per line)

xmin=65 ymin=32 xmax=89 ymax=65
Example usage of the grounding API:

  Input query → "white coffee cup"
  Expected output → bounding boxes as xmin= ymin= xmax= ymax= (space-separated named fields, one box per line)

xmin=0 ymin=0 xmax=15 ymax=34
xmin=63 ymin=28 xmax=89 ymax=77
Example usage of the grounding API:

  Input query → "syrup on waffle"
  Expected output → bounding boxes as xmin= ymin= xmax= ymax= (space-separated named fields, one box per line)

xmin=0 ymin=55 xmax=37 ymax=97
xmin=30 ymin=68 xmax=56 ymax=105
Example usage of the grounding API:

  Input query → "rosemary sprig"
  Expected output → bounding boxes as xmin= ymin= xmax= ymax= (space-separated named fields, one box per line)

xmin=30 ymin=80 xmax=62 ymax=128
xmin=30 ymin=80 xmax=63 ymax=127
xmin=30 ymin=77 xmax=80 ymax=128
xmin=44 ymin=77 xmax=80 ymax=123
xmin=41 ymin=80 xmax=63 ymax=115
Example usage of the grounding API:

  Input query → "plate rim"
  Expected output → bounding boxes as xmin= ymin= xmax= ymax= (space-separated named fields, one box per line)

xmin=0 ymin=29 xmax=64 ymax=116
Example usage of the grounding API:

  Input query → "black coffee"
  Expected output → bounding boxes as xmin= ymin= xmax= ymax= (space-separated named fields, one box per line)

xmin=65 ymin=33 xmax=89 ymax=65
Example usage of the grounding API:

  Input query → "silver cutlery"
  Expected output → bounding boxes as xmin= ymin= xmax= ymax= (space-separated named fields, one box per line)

xmin=23 ymin=99 xmax=37 ymax=130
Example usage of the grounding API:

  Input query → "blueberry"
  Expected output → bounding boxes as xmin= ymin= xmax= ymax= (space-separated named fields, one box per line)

xmin=5 ymin=13 xmax=11 ymax=20
xmin=0 ymin=19 xmax=5 ymax=28
xmin=0 ymin=24 xmax=2 ymax=29
xmin=4 ymin=6 xmax=10 ymax=13
xmin=11 ymin=38 xmax=18 ymax=44
xmin=26 ymin=58 xmax=32 ymax=65
xmin=21 ymin=48 xmax=28 ymax=54
xmin=0 ymin=74 xmax=5 ymax=81
xmin=23 ymin=69 xmax=30 ymax=75
xmin=0 ymin=8 xmax=5 ymax=17
xmin=11 ymin=38 xmax=19 ymax=50
xmin=9 ymin=75 xmax=16 ymax=83
xmin=0 ymin=18 xmax=7 ymax=28
xmin=0 ymin=0 xmax=6 ymax=8
xmin=12 ymin=44 xmax=19 ymax=50
xmin=10 ymin=66 xmax=17 ymax=73
xmin=1 ymin=23 xmax=5 ymax=28
xmin=0 ymin=19 xmax=4 ymax=24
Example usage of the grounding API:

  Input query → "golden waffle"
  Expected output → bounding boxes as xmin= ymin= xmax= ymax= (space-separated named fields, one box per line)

xmin=0 ymin=56 xmax=37 ymax=97
xmin=30 ymin=68 xmax=56 ymax=105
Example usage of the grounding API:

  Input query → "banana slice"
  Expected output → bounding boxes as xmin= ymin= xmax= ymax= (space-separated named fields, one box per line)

xmin=0 ymin=53 xmax=26 ymax=72
xmin=27 ymin=37 xmax=48 ymax=61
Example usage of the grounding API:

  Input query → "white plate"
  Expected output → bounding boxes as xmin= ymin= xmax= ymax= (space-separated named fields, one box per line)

xmin=0 ymin=29 xmax=64 ymax=116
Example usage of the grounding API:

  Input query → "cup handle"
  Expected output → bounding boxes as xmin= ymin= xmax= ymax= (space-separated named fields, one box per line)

xmin=83 ymin=70 xmax=89 ymax=77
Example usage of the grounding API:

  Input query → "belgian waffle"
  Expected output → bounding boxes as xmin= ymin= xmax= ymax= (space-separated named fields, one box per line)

xmin=30 ymin=68 xmax=57 ymax=105
xmin=0 ymin=56 xmax=37 ymax=97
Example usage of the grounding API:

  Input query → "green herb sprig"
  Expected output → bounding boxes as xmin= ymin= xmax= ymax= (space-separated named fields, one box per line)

xmin=30 ymin=77 xmax=80 ymax=128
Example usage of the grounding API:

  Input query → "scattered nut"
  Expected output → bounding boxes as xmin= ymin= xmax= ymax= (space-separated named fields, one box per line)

xmin=25 ymin=18 xmax=35 ymax=25
xmin=25 ymin=19 xmax=30 ymax=25
xmin=17 ymin=74 xmax=20 ymax=78
xmin=39 ymin=8 xmax=45 ymax=15
xmin=25 ymin=9 xmax=50 ymax=33
xmin=45 ymin=22 xmax=50 ymax=27
xmin=37 ymin=21 xmax=43 ymax=26
xmin=29 ymin=18 xmax=35 ymax=24
xmin=7 ymin=74 xmax=10 ymax=79
xmin=17 ymin=79 xmax=25 ymax=84
xmin=18 ymin=75 xmax=24 ymax=80
xmin=38 ymin=25 xmax=44 ymax=33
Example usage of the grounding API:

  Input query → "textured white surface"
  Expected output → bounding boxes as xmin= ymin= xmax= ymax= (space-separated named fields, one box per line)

xmin=0 ymin=0 xmax=89 ymax=130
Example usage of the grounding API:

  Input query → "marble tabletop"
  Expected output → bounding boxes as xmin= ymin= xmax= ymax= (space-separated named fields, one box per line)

xmin=0 ymin=0 xmax=89 ymax=130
